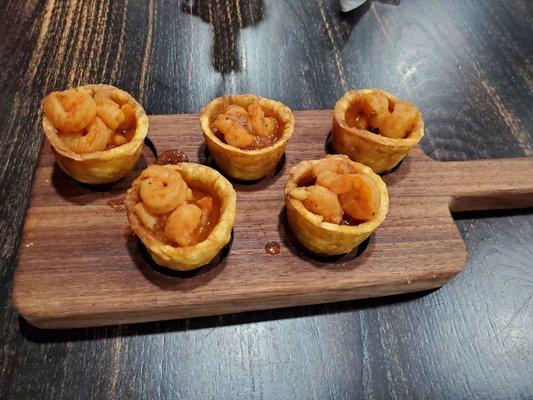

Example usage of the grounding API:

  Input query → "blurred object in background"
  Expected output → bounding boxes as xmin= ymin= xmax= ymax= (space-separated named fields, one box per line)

xmin=340 ymin=0 xmax=367 ymax=12
xmin=182 ymin=0 xmax=264 ymax=74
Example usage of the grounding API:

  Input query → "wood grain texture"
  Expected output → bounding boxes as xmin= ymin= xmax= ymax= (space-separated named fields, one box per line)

xmin=1 ymin=0 xmax=532 ymax=399
xmin=13 ymin=110 xmax=533 ymax=328
xmin=15 ymin=111 xmax=532 ymax=329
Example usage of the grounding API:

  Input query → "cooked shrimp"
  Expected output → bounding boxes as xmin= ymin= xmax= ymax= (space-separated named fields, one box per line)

xmin=59 ymin=117 xmax=113 ymax=153
xmin=43 ymin=89 xmax=97 ymax=132
xmin=264 ymin=117 xmax=277 ymax=135
xmin=361 ymin=92 xmax=390 ymax=129
xmin=248 ymin=100 xmax=277 ymax=138
xmin=134 ymin=202 xmax=158 ymax=229
xmin=93 ymin=88 xmax=122 ymax=104
xmin=313 ymin=158 xmax=355 ymax=178
xmin=113 ymin=133 xmax=128 ymax=146
xmin=379 ymin=102 xmax=418 ymax=139
xmin=213 ymin=114 xmax=255 ymax=149
xmin=93 ymin=89 xmax=125 ymax=130
xmin=289 ymin=187 xmax=310 ymax=201
xmin=164 ymin=203 xmax=203 ymax=246
xmin=300 ymin=185 xmax=343 ymax=224
xmin=317 ymin=173 xmax=362 ymax=195
xmin=139 ymin=165 xmax=189 ymax=214
xmin=338 ymin=173 xmax=380 ymax=221
xmin=225 ymin=104 xmax=248 ymax=118
xmin=118 ymin=103 xmax=136 ymax=131
xmin=312 ymin=158 xmax=357 ymax=194
xmin=196 ymin=196 xmax=214 ymax=225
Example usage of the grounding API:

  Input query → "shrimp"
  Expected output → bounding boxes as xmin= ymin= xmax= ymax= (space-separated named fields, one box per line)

xmin=213 ymin=114 xmax=255 ymax=149
xmin=313 ymin=158 xmax=357 ymax=194
xmin=224 ymin=105 xmax=252 ymax=130
xmin=134 ymin=202 xmax=158 ymax=229
xmin=225 ymin=104 xmax=248 ymax=119
xmin=338 ymin=173 xmax=380 ymax=222
xmin=361 ymin=92 xmax=390 ymax=129
xmin=93 ymin=89 xmax=125 ymax=130
xmin=164 ymin=203 xmax=203 ymax=246
xmin=93 ymin=88 xmax=124 ymax=104
xmin=317 ymin=173 xmax=363 ymax=195
xmin=248 ymin=100 xmax=277 ymax=138
xmin=113 ymin=133 xmax=128 ymax=146
xmin=196 ymin=196 xmax=214 ymax=226
xmin=59 ymin=117 xmax=113 ymax=153
xmin=379 ymin=102 xmax=418 ymax=139
xmin=118 ymin=103 xmax=136 ymax=131
xmin=313 ymin=158 xmax=355 ymax=178
xmin=43 ymin=89 xmax=97 ymax=132
xmin=139 ymin=165 xmax=190 ymax=214
xmin=300 ymin=185 xmax=343 ymax=224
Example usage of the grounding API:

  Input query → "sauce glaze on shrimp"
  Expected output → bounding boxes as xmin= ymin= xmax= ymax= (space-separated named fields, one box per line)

xmin=290 ymin=157 xmax=381 ymax=225
xmin=134 ymin=165 xmax=221 ymax=247
xmin=43 ymin=87 xmax=137 ymax=154
xmin=212 ymin=98 xmax=280 ymax=150
xmin=346 ymin=91 xmax=419 ymax=139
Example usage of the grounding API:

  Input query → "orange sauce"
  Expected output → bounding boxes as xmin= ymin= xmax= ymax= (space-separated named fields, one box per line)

xmin=146 ymin=186 xmax=221 ymax=247
xmin=345 ymin=96 xmax=416 ymax=137
xmin=211 ymin=108 xmax=283 ymax=150
xmin=156 ymin=149 xmax=190 ymax=165
xmin=345 ymin=100 xmax=378 ymax=133
xmin=345 ymin=100 xmax=362 ymax=128
xmin=296 ymin=172 xmax=364 ymax=227
xmin=57 ymin=122 xmax=136 ymax=151
xmin=105 ymin=125 xmax=136 ymax=150
xmin=265 ymin=241 xmax=281 ymax=255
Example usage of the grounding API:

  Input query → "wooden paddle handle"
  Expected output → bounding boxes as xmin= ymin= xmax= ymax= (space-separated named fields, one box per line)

xmin=442 ymin=157 xmax=533 ymax=212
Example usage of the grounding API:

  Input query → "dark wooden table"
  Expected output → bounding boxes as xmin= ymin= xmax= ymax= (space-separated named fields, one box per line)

xmin=1 ymin=0 xmax=531 ymax=398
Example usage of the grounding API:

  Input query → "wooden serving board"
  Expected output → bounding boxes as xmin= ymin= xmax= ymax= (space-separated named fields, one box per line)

xmin=13 ymin=111 xmax=533 ymax=329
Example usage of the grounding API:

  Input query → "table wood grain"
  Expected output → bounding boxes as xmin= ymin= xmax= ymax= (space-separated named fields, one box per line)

xmin=0 ymin=0 xmax=531 ymax=399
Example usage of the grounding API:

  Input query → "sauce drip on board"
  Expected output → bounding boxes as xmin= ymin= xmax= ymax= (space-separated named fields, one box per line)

xmin=107 ymin=198 xmax=126 ymax=212
xmin=265 ymin=241 xmax=281 ymax=255
xmin=156 ymin=149 xmax=190 ymax=165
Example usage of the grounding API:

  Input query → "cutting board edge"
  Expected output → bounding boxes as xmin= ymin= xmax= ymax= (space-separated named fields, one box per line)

xmin=18 ymin=110 xmax=529 ymax=329
xmin=15 ymin=268 xmax=462 ymax=329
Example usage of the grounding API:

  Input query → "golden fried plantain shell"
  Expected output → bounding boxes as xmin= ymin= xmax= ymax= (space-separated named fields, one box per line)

xmin=42 ymin=84 xmax=148 ymax=184
xmin=284 ymin=155 xmax=389 ymax=255
xmin=125 ymin=163 xmax=237 ymax=271
xmin=199 ymin=94 xmax=294 ymax=181
xmin=332 ymin=88 xmax=424 ymax=174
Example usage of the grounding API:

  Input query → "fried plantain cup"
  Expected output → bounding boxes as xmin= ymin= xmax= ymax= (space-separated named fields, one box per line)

xmin=125 ymin=163 xmax=236 ymax=271
xmin=42 ymin=84 xmax=148 ymax=184
xmin=332 ymin=88 xmax=424 ymax=174
xmin=199 ymin=94 xmax=294 ymax=181
xmin=284 ymin=155 xmax=389 ymax=255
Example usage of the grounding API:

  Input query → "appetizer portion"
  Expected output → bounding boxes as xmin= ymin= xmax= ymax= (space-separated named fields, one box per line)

xmin=200 ymin=94 xmax=294 ymax=181
xmin=285 ymin=155 xmax=388 ymax=255
xmin=125 ymin=164 xmax=236 ymax=271
xmin=213 ymin=99 xmax=280 ymax=150
xmin=332 ymin=88 xmax=424 ymax=173
xmin=42 ymin=84 xmax=148 ymax=184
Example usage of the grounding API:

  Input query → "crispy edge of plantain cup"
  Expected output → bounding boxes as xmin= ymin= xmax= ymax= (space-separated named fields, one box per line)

xmin=284 ymin=155 xmax=389 ymax=255
xmin=332 ymin=88 xmax=424 ymax=174
xmin=125 ymin=163 xmax=237 ymax=271
xmin=42 ymin=84 xmax=149 ymax=185
xmin=199 ymin=94 xmax=295 ymax=181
